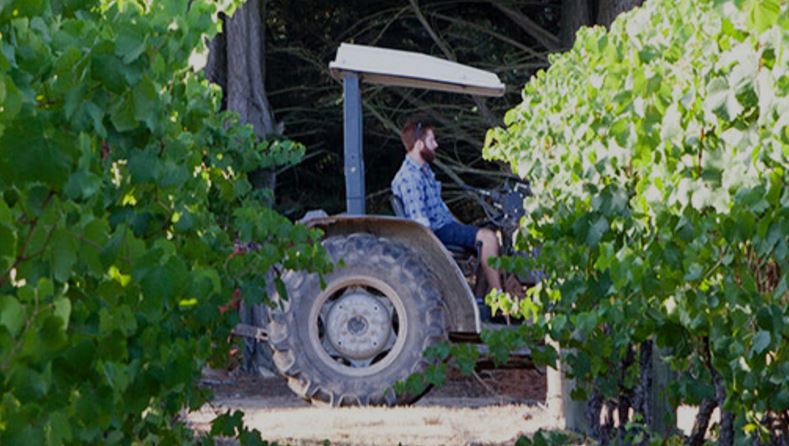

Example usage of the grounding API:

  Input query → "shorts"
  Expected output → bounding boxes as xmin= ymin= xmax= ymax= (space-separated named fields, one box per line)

xmin=433 ymin=221 xmax=479 ymax=251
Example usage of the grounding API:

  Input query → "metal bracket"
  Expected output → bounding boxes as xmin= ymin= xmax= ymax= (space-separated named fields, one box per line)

xmin=232 ymin=323 xmax=268 ymax=342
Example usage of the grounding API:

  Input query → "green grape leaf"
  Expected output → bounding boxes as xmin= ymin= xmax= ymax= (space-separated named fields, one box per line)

xmin=46 ymin=411 xmax=73 ymax=445
xmin=132 ymin=76 xmax=158 ymax=129
xmin=51 ymin=228 xmax=78 ymax=283
xmin=110 ymin=94 xmax=137 ymax=132
xmin=586 ymin=216 xmax=609 ymax=247
xmin=210 ymin=410 xmax=244 ymax=437
xmin=704 ymin=77 xmax=743 ymax=121
xmin=747 ymin=0 xmax=780 ymax=33
xmin=751 ymin=330 xmax=771 ymax=354
xmin=114 ymin=24 xmax=147 ymax=64
xmin=53 ymin=297 xmax=71 ymax=331
xmin=64 ymin=170 xmax=101 ymax=201
xmin=0 ymin=222 xmax=16 ymax=270
xmin=0 ymin=118 xmax=70 ymax=189
xmin=0 ymin=296 xmax=25 ymax=336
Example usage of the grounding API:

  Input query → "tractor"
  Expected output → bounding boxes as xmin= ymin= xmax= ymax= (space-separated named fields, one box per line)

xmin=236 ymin=43 xmax=536 ymax=406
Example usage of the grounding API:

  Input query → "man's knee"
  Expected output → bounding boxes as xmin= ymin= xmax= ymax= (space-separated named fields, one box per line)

xmin=476 ymin=228 xmax=499 ymax=250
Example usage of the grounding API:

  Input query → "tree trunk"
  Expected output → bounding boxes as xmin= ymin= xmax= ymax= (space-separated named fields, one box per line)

xmin=713 ymin=368 xmax=735 ymax=446
xmin=559 ymin=0 xmax=593 ymax=49
xmin=647 ymin=345 xmax=676 ymax=436
xmin=206 ymin=0 xmax=279 ymax=193
xmin=688 ymin=398 xmax=716 ymax=446
xmin=587 ymin=387 xmax=604 ymax=442
xmin=207 ymin=0 xmax=276 ymax=138
xmin=596 ymin=0 xmax=644 ymax=28
xmin=206 ymin=0 xmax=279 ymax=376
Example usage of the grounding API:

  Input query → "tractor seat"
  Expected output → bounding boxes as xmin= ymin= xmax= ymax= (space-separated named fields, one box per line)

xmin=390 ymin=195 xmax=475 ymax=256
xmin=390 ymin=194 xmax=407 ymax=218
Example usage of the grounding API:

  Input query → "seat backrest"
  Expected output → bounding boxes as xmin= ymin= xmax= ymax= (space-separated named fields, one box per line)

xmin=390 ymin=194 xmax=406 ymax=218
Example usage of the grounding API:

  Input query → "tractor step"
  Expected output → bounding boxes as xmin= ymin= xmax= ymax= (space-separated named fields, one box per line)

xmin=475 ymin=344 xmax=535 ymax=370
xmin=450 ymin=327 xmax=536 ymax=370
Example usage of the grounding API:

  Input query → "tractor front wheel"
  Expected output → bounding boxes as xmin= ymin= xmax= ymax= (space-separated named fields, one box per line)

xmin=267 ymin=233 xmax=446 ymax=406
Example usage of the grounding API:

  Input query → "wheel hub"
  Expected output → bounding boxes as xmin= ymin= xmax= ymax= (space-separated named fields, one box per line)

xmin=347 ymin=316 xmax=368 ymax=335
xmin=325 ymin=290 xmax=391 ymax=360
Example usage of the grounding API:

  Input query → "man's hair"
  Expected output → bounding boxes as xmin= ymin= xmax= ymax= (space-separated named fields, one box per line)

xmin=400 ymin=115 xmax=434 ymax=152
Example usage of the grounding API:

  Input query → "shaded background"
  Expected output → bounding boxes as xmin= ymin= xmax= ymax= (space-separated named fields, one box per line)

xmin=209 ymin=0 xmax=643 ymax=220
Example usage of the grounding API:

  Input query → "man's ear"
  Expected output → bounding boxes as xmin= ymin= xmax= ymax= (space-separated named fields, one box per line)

xmin=413 ymin=139 xmax=424 ymax=151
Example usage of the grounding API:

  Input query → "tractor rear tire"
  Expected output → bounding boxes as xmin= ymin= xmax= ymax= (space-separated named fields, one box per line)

xmin=267 ymin=233 xmax=446 ymax=406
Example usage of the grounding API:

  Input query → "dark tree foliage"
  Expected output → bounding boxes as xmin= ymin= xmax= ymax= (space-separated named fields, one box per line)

xmin=265 ymin=0 xmax=560 ymax=218
xmin=262 ymin=0 xmax=642 ymax=220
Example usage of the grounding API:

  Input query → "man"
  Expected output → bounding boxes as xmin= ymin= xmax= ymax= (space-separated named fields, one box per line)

xmin=391 ymin=116 xmax=502 ymax=294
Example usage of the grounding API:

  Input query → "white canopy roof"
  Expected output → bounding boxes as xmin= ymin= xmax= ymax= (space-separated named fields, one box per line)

xmin=329 ymin=43 xmax=505 ymax=97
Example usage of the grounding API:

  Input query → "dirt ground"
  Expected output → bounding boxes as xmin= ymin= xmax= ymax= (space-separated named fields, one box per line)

xmin=188 ymin=366 xmax=557 ymax=445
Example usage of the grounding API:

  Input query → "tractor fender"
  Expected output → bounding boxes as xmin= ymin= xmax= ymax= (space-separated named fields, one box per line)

xmin=305 ymin=214 xmax=480 ymax=334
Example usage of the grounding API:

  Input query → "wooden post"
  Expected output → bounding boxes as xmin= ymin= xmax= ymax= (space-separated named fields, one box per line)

xmin=648 ymin=346 xmax=676 ymax=436
xmin=547 ymin=338 xmax=675 ymax=437
xmin=546 ymin=338 xmax=589 ymax=433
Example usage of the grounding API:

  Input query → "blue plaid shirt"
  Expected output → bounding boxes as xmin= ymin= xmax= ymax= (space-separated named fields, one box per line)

xmin=391 ymin=156 xmax=455 ymax=230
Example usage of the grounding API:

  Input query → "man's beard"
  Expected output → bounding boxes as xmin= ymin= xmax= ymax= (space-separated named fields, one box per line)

xmin=420 ymin=147 xmax=436 ymax=163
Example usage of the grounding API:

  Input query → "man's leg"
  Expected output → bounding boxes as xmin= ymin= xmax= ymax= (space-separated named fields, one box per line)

xmin=476 ymin=228 xmax=501 ymax=291
xmin=433 ymin=222 xmax=502 ymax=291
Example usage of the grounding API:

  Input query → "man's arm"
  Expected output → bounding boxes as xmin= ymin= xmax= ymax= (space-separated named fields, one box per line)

xmin=394 ymin=171 xmax=431 ymax=228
